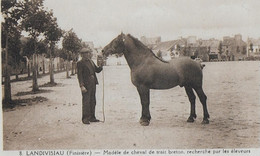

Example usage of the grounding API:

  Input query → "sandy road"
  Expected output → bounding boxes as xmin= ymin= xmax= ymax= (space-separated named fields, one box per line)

xmin=2 ymin=61 xmax=260 ymax=150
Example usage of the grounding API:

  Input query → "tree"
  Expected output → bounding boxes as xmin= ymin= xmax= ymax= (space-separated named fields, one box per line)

xmin=62 ymin=29 xmax=82 ymax=75
xmin=236 ymin=46 xmax=240 ymax=53
xmin=37 ymin=39 xmax=48 ymax=74
xmin=1 ymin=0 xmax=24 ymax=107
xmin=43 ymin=11 xmax=63 ymax=84
xmin=194 ymin=49 xmax=199 ymax=58
xmin=183 ymin=46 xmax=191 ymax=56
xmin=58 ymin=48 xmax=73 ymax=78
xmin=54 ymin=48 xmax=65 ymax=71
xmin=20 ymin=36 xmax=32 ymax=77
xmin=181 ymin=47 xmax=187 ymax=56
xmin=242 ymin=46 xmax=247 ymax=55
xmin=21 ymin=37 xmax=48 ymax=76
xmin=207 ymin=46 xmax=211 ymax=54
xmin=22 ymin=0 xmax=52 ymax=91
xmin=2 ymin=23 xmax=25 ymax=80
xmin=249 ymin=43 xmax=254 ymax=53
xmin=218 ymin=41 xmax=223 ymax=56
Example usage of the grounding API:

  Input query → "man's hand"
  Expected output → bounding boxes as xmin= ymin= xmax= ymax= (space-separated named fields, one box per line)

xmin=99 ymin=62 xmax=104 ymax=67
xmin=81 ymin=86 xmax=87 ymax=93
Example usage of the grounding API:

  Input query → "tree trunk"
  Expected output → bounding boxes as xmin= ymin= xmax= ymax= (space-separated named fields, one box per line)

xmin=60 ymin=58 xmax=63 ymax=71
xmin=4 ymin=66 xmax=12 ymax=104
xmin=27 ymin=59 xmax=31 ymax=77
xmin=66 ymin=60 xmax=70 ymax=78
xmin=3 ymin=34 xmax=12 ymax=107
xmin=49 ymin=43 xmax=55 ymax=84
xmin=15 ymin=72 xmax=19 ymax=80
xmin=32 ymin=39 xmax=39 ymax=92
xmin=71 ymin=61 xmax=74 ymax=75
xmin=36 ymin=54 xmax=39 ymax=75
xmin=32 ymin=54 xmax=39 ymax=91
xmin=42 ymin=57 xmax=45 ymax=74
xmin=75 ymin=61 xmax=77 ymax=74
xmin=14 ymin=56 xmax=19 ymax=80
xmin=50 ymin=58 xmax=54 ymax=83
xmin=57 ymin=57 xmax=60 ymax=72
xmin=70 ymin=62 xmax=73 ymax=75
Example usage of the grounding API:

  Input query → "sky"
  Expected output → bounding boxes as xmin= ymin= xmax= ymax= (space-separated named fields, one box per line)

xmin=43 ymin=0 xmax=260 ymax=47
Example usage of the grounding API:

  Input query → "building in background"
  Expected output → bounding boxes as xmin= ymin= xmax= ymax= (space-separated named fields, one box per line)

xmin=140 ymin=36 xmax=161 ymax=49
xmin=187 ymin=36 xmax=197 ymax=47
xmin=153 ymin=39 xmax=186 ymax=60
xmin=222 ymin=34 xmax=247 ymax=61
xmin=198 ymin=38 xmax=220 ymax=53
xmin=197 ymin=38 xmax=220 ymax=61
xmin=247 ymin=37 xmax=260 ymax=57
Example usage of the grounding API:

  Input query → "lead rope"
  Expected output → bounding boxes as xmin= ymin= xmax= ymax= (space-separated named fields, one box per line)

xmin=101 ymin=66 xmax=105 ymax=123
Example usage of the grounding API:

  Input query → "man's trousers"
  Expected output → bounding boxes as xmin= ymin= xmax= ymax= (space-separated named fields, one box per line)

xmin=81 ymin=76 xmax=97 ymax=121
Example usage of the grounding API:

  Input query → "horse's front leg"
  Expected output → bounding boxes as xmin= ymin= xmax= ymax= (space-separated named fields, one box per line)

xmin=137 ymin=86 xmax=151 ymax=126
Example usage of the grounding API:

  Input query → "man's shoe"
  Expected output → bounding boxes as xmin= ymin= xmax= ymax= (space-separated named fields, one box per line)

xmin=89 ymin=118 xmax=100 ymax=122
xmin=82 ymin=119 xmax=90 ymax=124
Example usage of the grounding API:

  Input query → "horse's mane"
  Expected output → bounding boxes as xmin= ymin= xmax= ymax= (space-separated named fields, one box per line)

xmin=126 ymin=34 xmax=168 ymax=63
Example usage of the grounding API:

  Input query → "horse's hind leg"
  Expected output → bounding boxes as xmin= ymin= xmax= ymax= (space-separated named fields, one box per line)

xmin=194 ymin=87 xmax=210 ymax=124
xmin=185 ymin=86 xmax=197 ymax=122
xmin=137 ymin=86 xmax=151 ymax=126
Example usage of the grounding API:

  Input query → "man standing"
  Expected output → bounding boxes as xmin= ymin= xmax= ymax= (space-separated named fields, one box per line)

xmin=77 ymin=48 xmax=103 ymax=124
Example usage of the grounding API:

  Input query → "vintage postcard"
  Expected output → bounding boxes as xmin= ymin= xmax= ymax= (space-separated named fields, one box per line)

xmin=1 ymin=0 xmax=260 ymax=156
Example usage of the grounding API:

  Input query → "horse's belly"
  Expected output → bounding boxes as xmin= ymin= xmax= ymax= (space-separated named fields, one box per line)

xmin=149 ymin=75 xmax=179 ymax=89
xmin=131 ymin=63 xmax=180 ymax=89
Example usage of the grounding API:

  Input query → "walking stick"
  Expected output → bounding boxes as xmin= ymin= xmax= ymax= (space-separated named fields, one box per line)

xmin=101 ymin=66 xmax=105 ymax=123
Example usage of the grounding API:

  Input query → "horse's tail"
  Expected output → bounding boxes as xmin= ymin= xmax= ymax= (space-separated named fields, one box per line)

xmin=200 ymin=64 xmax=205 ymax=70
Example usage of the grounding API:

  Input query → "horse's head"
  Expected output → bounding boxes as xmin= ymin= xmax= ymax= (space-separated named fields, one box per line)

xmin=102 ymin=33 xmax=126 ymax=57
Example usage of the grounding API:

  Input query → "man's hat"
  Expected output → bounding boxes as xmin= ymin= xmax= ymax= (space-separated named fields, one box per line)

xmin=80 ymin=48 xmax=91 ymax=53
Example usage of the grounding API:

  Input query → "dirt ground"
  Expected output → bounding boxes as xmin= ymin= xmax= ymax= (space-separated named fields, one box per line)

xmin=2 ymin=61 xmax=260 ymax=150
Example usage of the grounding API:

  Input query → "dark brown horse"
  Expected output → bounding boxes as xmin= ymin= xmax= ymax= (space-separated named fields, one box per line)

xmin=102 ymin=33 xmax=209 ymax=126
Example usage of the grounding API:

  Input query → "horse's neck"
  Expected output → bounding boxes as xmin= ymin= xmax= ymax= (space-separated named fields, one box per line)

xmin=123 ymin=37 xmax=154 ymax=69
xmin=123 ymin=49 xmax=142 ymax=69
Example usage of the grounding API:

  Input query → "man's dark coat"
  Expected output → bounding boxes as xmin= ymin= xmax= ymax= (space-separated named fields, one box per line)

xmin=77 ymin=58 xmax=102 ymax=121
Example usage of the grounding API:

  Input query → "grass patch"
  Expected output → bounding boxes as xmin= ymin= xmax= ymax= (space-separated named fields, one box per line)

xmin=39 ymin=82 xmax=64 ymax=87
xmin=2 ymin=96 xmax=48 ymax=111
xmin=16 ymin=89 xmax=53 ymax=96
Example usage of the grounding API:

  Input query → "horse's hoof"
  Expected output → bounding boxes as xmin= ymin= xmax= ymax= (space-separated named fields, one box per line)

xmin=139 ymin=120 xmax=150 ymax=126
xmin=201 ymin=119 xmax=209 ymax=124
xmin=187 ymin=117 xmax=195 ymax=123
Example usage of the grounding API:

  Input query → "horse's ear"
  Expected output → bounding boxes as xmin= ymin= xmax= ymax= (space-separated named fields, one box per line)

xmin=121 ymin=32 xmax=126 ymax=42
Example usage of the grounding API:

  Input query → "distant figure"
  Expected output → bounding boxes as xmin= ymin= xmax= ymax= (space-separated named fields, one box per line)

xmin=77 ymin=48 xmax=103 ymax=124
